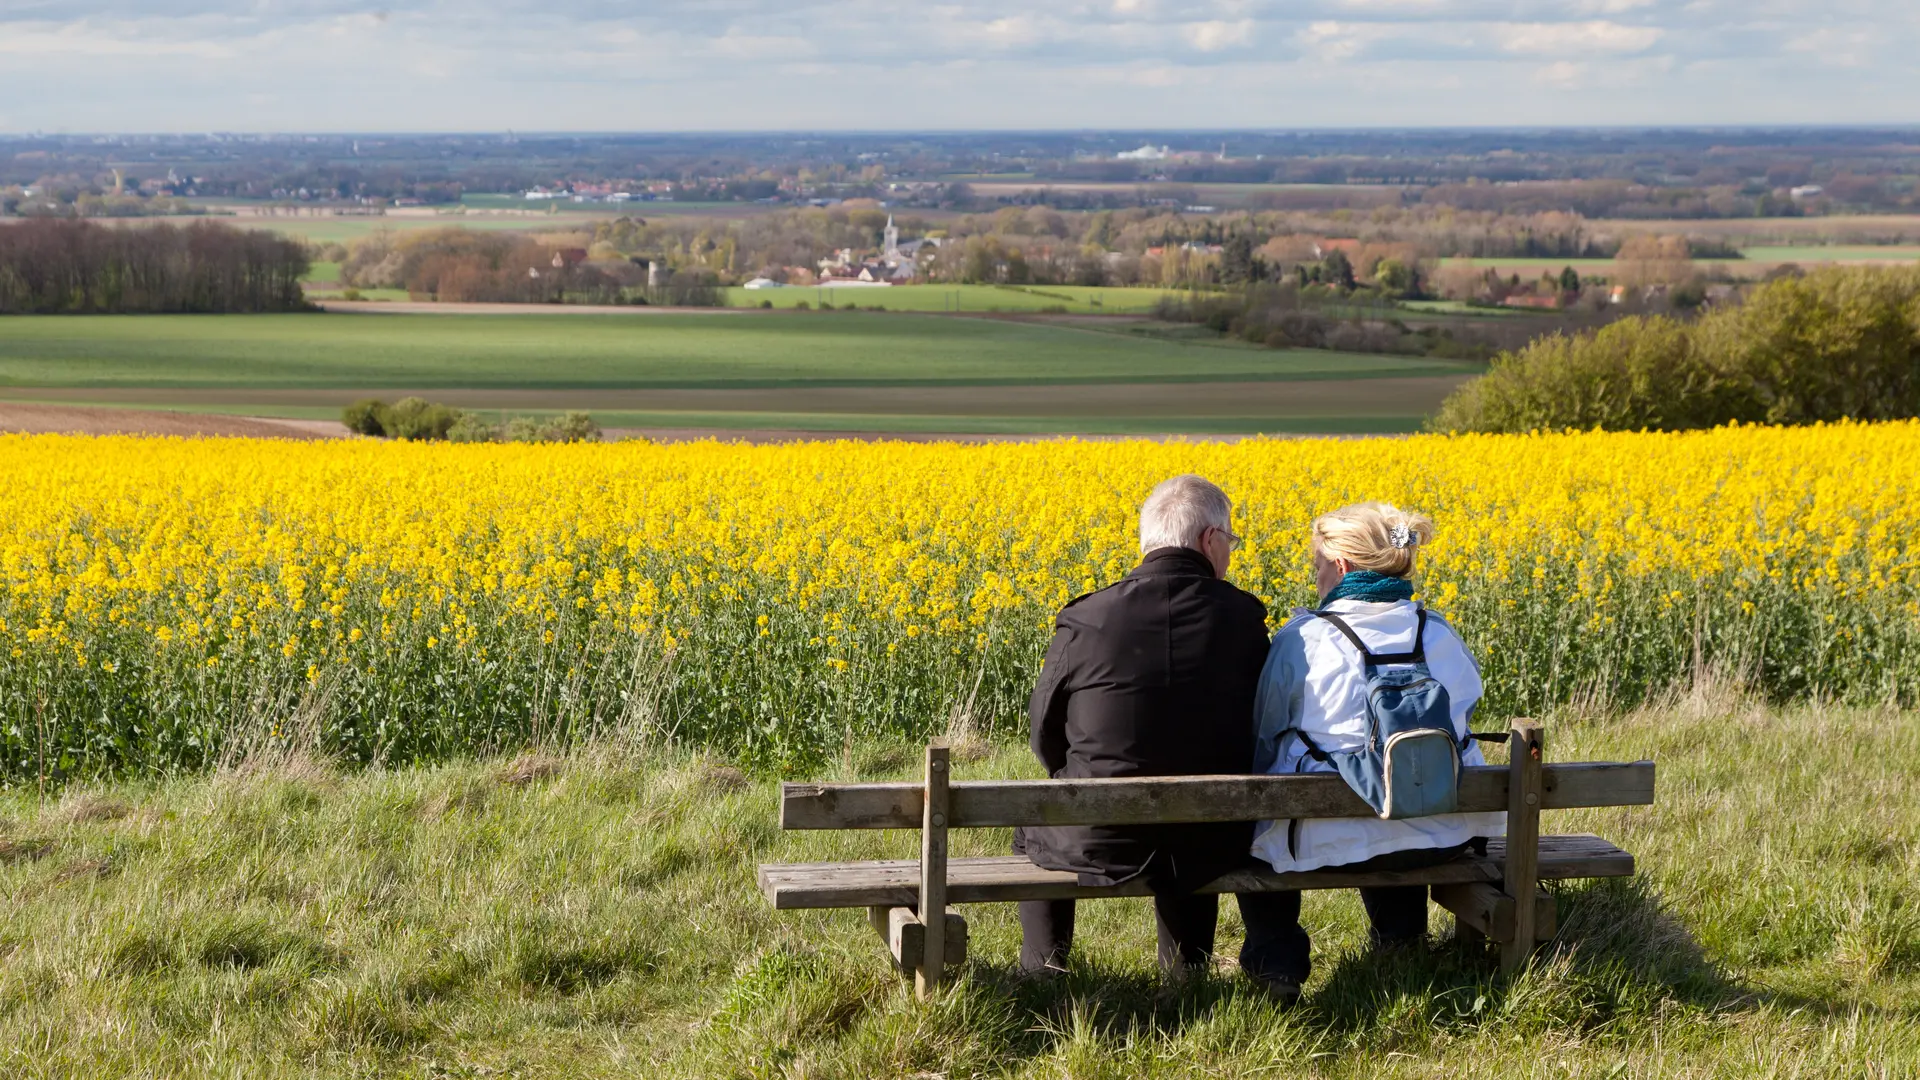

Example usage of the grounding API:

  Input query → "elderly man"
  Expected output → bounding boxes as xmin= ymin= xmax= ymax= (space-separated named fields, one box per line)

xmin=1014 ymin=474 xmax=1292 ymax=986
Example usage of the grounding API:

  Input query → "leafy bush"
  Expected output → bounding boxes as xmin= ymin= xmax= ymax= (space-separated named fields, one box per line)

xmin=446 ymin=413 xmax=499 ymax=443
xmin=1435 ymin=266 xmax=1920 ymax=432
xmin=380 ymin=397 xmax=463 ymax=441
xmin=502 ymin=412 xmax=601 ymax=444
xmin=538 ymin=412 xmax=602 ymax=444
xmin=342 ymin=399 xmax=388 ymax=437
xmin=341 ymin=398 xmax=471 ymax=441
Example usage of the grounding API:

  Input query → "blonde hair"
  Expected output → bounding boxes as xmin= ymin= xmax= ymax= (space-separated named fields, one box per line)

xmin=1311 ymin=501 xmax=1435 ymax=578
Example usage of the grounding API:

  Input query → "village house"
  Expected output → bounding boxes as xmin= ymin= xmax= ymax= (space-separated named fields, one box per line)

xmin=813 ymin=215 xmax=921 ymax=285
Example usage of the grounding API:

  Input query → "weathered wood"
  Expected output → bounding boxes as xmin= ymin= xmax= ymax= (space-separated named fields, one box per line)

xmin=916 ymin=742 xmax=951 ymax=999
xmin=757 ymin=833 xmax=1633 ymax=910
xmin=779 ymin=760 xmax=1655 ymax=831
xmin=1502 ymin=720 xmax=1545 ymax=974
xmin=1433 ymin=881 xmax=1556 ymax=943
xmin=869 ymin=905 xmax=969 ymax=978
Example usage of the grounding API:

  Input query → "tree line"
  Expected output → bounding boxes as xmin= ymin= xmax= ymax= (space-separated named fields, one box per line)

xmin=1434 ymin=266 xmax=1920 ymax=432
xmin=0 ymin=218 xmax=309 ymax=314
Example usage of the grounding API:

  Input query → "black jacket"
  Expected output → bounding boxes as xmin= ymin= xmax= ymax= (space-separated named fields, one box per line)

xmin=1014 ymin=546 xmax=1272 ymax=889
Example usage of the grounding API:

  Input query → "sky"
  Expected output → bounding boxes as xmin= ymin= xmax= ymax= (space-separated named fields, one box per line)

xmin=0 ymin=0 xmax=1912 ymax=133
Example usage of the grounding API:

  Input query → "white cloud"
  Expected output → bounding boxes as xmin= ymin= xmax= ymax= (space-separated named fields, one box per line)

xmin=1183 ymin=18 xmax=1254 ymax=51
xmin=1493 ymin=20 xmax=1662 ymax=55
xmin=1534 ymin=59 xmax=1587 ymax=87
xmin=0 ymin=19 xmax=235 ymax=57
xmin=1296 ymin=20 xmax=1383 ymax=61
xmin=1784 ymin=27 xmax=1876 ymax=68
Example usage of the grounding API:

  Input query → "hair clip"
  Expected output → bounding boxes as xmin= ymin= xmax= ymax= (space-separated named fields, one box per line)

xmin=1388 ymin=524 xmax=1415 ymax=549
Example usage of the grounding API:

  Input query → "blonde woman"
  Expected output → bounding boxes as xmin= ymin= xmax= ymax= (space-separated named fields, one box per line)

xmin=1242 ymin=502 xmax=1504 ymax=994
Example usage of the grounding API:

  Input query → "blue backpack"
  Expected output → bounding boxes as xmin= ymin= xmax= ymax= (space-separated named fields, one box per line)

xmin=1292 ymin=605 xmax=1465 ymax=820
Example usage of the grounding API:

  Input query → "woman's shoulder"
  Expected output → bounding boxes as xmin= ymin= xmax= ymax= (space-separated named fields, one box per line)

xmin=1273 ymin=606 xmax=1325 ymax=637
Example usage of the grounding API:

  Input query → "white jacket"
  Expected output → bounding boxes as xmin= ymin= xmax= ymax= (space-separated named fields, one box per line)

xmin=1249 ymin=598 xmax=1505 ymax=873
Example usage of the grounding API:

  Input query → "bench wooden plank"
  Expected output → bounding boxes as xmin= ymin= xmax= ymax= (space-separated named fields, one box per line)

xmin=779 ymin=761 xmax=1655 ymax=831
xmin=758 ymin=833 xmax=1634 ymax=910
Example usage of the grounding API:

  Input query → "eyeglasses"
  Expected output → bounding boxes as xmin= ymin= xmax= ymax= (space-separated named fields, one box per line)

xmin=1211 ymin=526 xmax=1244 ymax=552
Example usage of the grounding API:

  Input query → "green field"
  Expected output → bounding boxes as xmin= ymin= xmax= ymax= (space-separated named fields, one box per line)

xmin=723 ymin=284 xmax=1182 ymax=314
xmin=0 ymin=314 xmax=1467 ymax=391
xmin=3 ymin=701 xmax=1913 ymax=1076
xmin=1739 ymin=245 xmax=1920 ymax=263
xmin=0 ymin=312 xmax=1478 ymax=433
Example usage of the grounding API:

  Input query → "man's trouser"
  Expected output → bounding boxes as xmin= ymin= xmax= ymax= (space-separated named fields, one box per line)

xmin=1238 ymin=842 xmax=1472 ymax=984
xmin=1021 ymin=891 xmax=1271 ymax=974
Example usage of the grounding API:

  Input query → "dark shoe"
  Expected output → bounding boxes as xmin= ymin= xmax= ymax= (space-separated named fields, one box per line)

xmin=1020 ymin=961 xmax=1069 ymax=984
xmin=1163 ymin=960 xmax=1208 ymax=987
xmin=1369 ymin=932 xmax=1428 ymax=956
xmin=1248 ymin=974 xmax=1302 ymax=1007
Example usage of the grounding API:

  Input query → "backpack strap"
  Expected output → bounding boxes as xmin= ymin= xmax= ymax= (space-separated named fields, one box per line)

xmin=1312 ymin=604 xmax=1428 ymax=665
xmin=1310 ymin=610 xmax=1375 ymax=662
xmin=1291 ymin=729 xmax=1333 ymax=763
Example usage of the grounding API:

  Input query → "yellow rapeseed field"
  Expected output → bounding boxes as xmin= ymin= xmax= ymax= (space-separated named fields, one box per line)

xmin=3 ymin=422 xmax=1916 ymax=778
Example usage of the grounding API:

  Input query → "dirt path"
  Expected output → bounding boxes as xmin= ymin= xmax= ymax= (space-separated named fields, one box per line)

xmin=0 ymin=404 xmax=349 ymax=440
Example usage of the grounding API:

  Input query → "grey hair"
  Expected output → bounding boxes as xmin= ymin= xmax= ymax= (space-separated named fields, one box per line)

xmin=1138 ymin=475 xmax=1232 ymax=554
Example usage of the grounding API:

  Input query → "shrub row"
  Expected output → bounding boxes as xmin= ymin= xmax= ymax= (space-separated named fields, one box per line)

xmin=1435 ymin=266 xmax=1920 ymax=432
xmin=343 ymin=398 xmax=601 ymax=443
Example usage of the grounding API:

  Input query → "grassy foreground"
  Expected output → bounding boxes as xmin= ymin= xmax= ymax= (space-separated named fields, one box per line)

xmin=2 ymin=698 xmax=1915 ymax=1077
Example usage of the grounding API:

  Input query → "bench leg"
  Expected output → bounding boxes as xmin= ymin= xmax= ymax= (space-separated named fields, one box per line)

xmin=1501 ymin=720 xmax=1545 ymax=975
xmin=918 ymin=742 xmax=952 ymax=998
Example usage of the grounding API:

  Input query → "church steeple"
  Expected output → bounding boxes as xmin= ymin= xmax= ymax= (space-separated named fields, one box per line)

xmin=884 ymin=214 xmax=899 ymax=258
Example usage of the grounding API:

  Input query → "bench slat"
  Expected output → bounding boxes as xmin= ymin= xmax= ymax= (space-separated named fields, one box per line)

xmin=780 ymin=762 xmax=1655 ymax=831
xmin=757 ymin=833 xmax=1634 ymax=910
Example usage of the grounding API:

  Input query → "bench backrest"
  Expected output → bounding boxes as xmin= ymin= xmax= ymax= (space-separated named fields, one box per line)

xmin=781 ymin=760 xmax=1654 ymax=830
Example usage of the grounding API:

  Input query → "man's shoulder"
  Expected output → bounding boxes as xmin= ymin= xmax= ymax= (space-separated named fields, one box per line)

xmin=1052 ymin=579 xmax=1121 ymax=625
xmin=1211 ymin=580 xmax=1271 ymax=624
xmin=1055 ymin=573 xmax=1266 ymax=624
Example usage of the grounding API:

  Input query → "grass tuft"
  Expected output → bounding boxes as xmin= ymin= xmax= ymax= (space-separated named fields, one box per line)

xmin=0 ymin=836 xmax=54 ymax=864
xmin=53 ymin=793 xmax=133 ymax=825
xmin=495 ymin=752 xmax=564 ymax=787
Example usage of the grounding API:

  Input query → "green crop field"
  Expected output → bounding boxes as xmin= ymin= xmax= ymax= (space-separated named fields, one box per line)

xmin=0 ymin=313 xmax=1479 ymax=434
xmin=1739 ymin=245 xmax=1920 ymax=263
xmin=723 ymin=284 xmax=1182 ymax=314
xmin=0 ymin=314 xmax=1468 ymax=391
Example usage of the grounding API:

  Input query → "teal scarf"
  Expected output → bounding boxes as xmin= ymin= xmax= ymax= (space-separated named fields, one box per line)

xmin=1320 ymin=570 xmax=1415 ymax=607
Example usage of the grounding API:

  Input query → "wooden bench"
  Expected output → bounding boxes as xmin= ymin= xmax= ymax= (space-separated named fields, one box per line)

xmin=758 ymin=721 xmax=1654 ymax=998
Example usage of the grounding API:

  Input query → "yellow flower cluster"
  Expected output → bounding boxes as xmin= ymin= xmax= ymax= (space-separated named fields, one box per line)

xmin=1 ymin=421 xmax=1915 ymax=776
